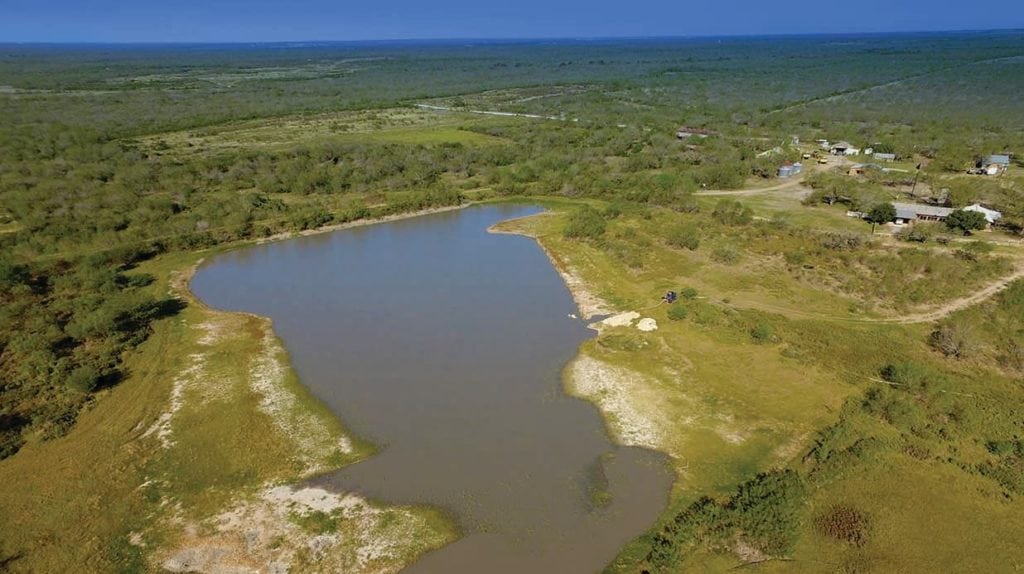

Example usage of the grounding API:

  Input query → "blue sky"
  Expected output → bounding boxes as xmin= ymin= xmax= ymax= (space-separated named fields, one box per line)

xmin=1 ymin=0 xmax=1022 ymax=42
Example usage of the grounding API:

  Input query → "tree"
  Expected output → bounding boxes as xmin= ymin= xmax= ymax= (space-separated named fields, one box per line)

xmin=945 ymin=209 xmax=987 ymax=235
xmin=866 ymin=202 xmax=896 ymax=233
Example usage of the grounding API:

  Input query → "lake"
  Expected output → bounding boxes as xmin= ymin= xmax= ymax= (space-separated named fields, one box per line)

xmin=191 ymin=204 xmax=671 ymax=573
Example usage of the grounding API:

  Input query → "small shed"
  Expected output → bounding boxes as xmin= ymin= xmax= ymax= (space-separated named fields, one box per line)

xmin=875 ymin=153 xmax=897 ymax=162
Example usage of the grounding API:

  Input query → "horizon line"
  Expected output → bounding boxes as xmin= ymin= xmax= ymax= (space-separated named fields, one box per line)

xmin=2 ymin=26 xmax=1023 ymax=46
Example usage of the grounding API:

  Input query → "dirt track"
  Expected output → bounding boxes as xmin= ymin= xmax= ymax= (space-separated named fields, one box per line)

xmin=876 ymin=261 xmax=1024 ymax=324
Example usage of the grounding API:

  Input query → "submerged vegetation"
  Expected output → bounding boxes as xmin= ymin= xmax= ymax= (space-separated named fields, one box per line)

xmin=1 ymin=32 xmax=1024 ymax=571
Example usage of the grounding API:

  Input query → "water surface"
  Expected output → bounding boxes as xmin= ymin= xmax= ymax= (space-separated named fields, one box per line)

xmin=191 ymin=205 xmax=671 ymax=573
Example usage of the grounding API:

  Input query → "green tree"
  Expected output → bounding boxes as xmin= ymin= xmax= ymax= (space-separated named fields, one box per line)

xmin=866 ymin=202 xmax=896 ymax=233
xmin=945 ymin=209 xmax=988 ymax=235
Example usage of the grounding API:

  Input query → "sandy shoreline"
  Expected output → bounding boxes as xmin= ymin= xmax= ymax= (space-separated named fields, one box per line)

xmin=156 ymin=205 xmax=475 ymax=573
xmin=487 ymin=213 xmax=673 ymax=460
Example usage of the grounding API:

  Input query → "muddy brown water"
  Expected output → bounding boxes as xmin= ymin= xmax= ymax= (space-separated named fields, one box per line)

xmin=191 ymin=205 xmax=672 ymax=573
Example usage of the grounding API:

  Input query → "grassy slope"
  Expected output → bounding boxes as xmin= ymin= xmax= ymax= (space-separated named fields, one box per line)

xmin=0 ymin=247 xmax=456 ymax=572
xmin=494 ymin=198 xmax=1024 ymax=572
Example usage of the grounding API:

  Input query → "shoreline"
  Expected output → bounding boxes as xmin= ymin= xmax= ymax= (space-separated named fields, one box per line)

xmin=154 ymin=205 xmax=481 ymax=572
xmin=487 ymin=213 xmax=673 ymax=453
xmin=258 ymin=203 xmax=470 ymax=245
xmin=487 ymin=213 xmax=612 ymax=320
xmin=172 ymin=203 xmax=654 ymax=572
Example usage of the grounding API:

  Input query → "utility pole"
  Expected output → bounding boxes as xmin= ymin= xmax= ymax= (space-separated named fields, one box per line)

xmin=910 ymin=163 xmax=922 ymax=197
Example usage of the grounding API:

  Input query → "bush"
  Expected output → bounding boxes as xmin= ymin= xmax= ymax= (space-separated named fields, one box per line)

xmin=563 ymin=206 xmax=607 ymax=240
xmin=712 ymin=199 xmax=753 ymax=225
xmin=820 ymin=232 xmax=863 ymax=250
xmin=667 ymin=305 xmax=689 ymax=321
xmin=954 ymin=240 xmax=994 ymax=261
xmin=67 ymin=366 xmax=102 ymax=394
xmin=750 ymin=323 xmax=774 ymax=343
xmin=645 ymin=469 xmax=806 ymax=569
xmin=665 ymin=224 xmax=701 ymax=250
xmin=784 ymin=250 xmax=807 ymax=266
xmin=602 ymin=204 xmax=621 ymax=219
xmin=711 ymin=246 xmax=741 ymax=264
xmin=930 ymin=320 xmax=977 ymax=359
xmin=897 ymin=224 xmax=937 ymax=243
xmin=680 ymin=287 xmax=699 ymax=299
xmin=814 ymin=505 xmax=871 ymax=546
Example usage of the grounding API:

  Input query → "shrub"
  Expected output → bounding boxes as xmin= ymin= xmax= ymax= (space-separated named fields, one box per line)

xmin=954 ymin=240 xmax=994 ymax=261
xmin=667 ymin=305 xmax=689 ymax=321
xmin=727 ymin=470 xmax=806 ymax=555
xmin=666 ymin=224 xmax=701 ymax=250
xmin=680 ymin=287 xmax=699 ymax=299
xmin=563 ymin=206 xmax=607 ymax=240
xmin=712 ymin=199 xmax=753 ymax=225
xmin=67 ymin=366 xmax=102 ymax=394
xmin=814 ymin=505 xmax=871 ymax=546
xmin=711 ymin=246 xmax=741 ymax=264
xmin=750 ymin=323 xmax=774 ymax=343
xmin=879 ymin=362 xmax=931 ymax=388
xmin=602 ymin=202 xmax=624 ymax=219
xmin=820 ymin=232 xmax=863 ymax=250
xmin=930 ymin=319 xmax=977 ymax=359
xmin=897 ymin=224 xmax=937 ymax=243
xmin=999 ymin=340 xmax=1024 ymax=372
xmin=784 ymin=250 xmax=807 ymax=266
